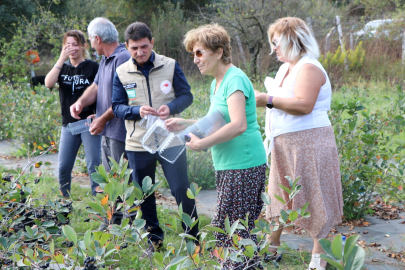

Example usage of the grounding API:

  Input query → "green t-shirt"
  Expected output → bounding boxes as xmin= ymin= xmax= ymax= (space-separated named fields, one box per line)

xmin=209 ymin=66 xmax=267 ymax=170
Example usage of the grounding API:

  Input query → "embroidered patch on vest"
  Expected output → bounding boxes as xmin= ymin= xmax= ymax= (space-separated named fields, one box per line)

xmin=160 ymin=80 xmax=172 ymax=94
xmin=123 ymin=83 xmax=137 ymax=89
xmin=123 ymin=83 xmax=137 ymax=99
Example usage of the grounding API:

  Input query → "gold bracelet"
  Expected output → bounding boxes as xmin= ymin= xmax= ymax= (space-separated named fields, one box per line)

xmin=54 ymin=65 xmax=61 ymax=70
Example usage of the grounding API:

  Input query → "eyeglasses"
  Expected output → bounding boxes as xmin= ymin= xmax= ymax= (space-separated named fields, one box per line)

xmin=190 ymin=50 xmax=206 ymax=58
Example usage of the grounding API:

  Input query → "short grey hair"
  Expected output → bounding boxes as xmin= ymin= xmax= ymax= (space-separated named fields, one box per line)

xmin=88 ymin=17 xmax=119 ymax=44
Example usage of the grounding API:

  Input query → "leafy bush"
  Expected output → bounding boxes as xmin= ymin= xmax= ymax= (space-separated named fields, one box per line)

xmin=319 ymin=42 xmax=366 ymax=86
xmin=0 ymin=81 xmax=60 ymax=152
xmin=330 ymin=85 xmax=405 ymax=220
xmin=0 ymin=4 xmax=88 ymax=80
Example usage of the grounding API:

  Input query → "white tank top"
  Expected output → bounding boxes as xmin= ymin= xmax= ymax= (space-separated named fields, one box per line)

xmin=263 ymin=54 xmax=332 ymax=158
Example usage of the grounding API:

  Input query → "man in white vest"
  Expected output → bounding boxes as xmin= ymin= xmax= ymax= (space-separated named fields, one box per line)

xmin=111 ymin=22 xmax=198 ymax=253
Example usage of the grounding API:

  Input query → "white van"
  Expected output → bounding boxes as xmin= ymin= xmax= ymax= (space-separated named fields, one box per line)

xmin=355 ymin=19 xmax=394 ymax=37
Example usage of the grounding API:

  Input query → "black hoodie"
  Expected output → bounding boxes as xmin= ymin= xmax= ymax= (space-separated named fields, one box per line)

xmin=57 ymin=59 xmax=99 ymax=126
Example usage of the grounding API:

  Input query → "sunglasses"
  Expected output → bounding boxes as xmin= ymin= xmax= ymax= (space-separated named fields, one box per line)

xmin=190 ymin=50 xmax=206 ymax=58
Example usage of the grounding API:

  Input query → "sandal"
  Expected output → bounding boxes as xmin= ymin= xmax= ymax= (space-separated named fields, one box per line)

xmin=308 ymin=253 xmax=327 ymax=270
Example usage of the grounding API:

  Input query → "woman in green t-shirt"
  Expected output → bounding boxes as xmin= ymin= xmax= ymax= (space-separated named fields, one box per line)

xmin=165 ymin=23 xmax=267 ymax=269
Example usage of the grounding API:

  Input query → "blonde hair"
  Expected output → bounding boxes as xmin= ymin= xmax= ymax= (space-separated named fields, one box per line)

xmin=63 ymin=30 xmax=90 ymax=59
xmin=268 ymin=17 xmax=319 ymax=61
xmin=183 ymin=23 xmax=232 ymax=64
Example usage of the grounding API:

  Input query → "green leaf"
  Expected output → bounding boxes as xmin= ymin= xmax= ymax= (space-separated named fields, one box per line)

xmin=133 ymin=219 xmax=146 ymax=230
xmin=62 ymin=225 xmax=77 ymax=245
xmin=395 ymin=139 xmax=405 ymax=146
xmin=224 ymin=216 xmax=231 ymax=234
xmin=261 ymin=192 xmax=271 ymax=205
xmin=274 ymin=194 xmax=286 ymax=204
xmin=104 ymin=183 xmax=113 ymax=196
xmin=243 ymin=245 xmax=255 ymax=258
xmin=91 ymin=172 xmax=108 ymax=185
xmin=87 ymin=202 xmax=105 ymax=215
xmin=279 ymin=210 xmax=289 ymax=224
xmin=344 ymin=235 xmax=360 ymax=262
xmin=123 ymin=186 xmax=134 ymax=201
xmin=167 ymin=256 xmax=188 ymax=266
xmin=229 ymin=220 xmax=239 ymax=236
xmin=98 ymin=165 xmax=108 ymax=180
xmin=344 ymin=246 xmax=365 ymax=270
xmin=50 ymin=240 xmax=54 ymax=255
xmin=126 ymin=192 xmax=136 ymax=207
xmin=179 ymin=233 xmax=198 ymax=241
xmin=332 ymin=234 xmax=343 ymax=260
xmin=320 ymin=254 xmax=344 ymax=270
xmin=203 ymin=226 xmax=226 ymax=235
xmin=84 ymin=230 xmax=91 ymax=248
xmin=301 ymin=202 xmax=310 ymax=216
xmin=142 ymin=176 xmax=152 ymax=193
xmin=288 ymin=211 xmax=298 ymax=222
xmin=41 ymin=221 xmax=55 ymax=227
xmin=319 ymin=239 xmax=336 ymax=260
xmin=25 ymin=226 xmax=33 ymax=237
xmin=182 ymin=213 xmax=192 ymax=227
xmin=186 ymin=189 xmax=195 ymax=199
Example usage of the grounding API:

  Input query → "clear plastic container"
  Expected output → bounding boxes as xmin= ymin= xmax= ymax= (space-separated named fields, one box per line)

xmin=141 ymin=108 xmax=226 ymax=163
xmin=140 ymin=119 xmax=170 ymax=154
xmin=179 ymin=108 xmax=227 ymax=141
xmin=159 ymin=134 xmax=186 ymax=163
xmin=67 ymin=118 xmax=92 ymax=135
xmin=139 ymin=115 xmax=159 ymax=130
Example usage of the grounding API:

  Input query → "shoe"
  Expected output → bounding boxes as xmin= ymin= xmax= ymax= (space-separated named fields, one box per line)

xmin=308 ymin=253 xmax=326 ymax=270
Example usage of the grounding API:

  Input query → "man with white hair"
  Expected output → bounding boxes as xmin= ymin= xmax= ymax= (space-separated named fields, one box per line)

xmin=70 ymin=18 xmax=131 ymax=229
xmin=70 ymin=17 xmax=130 ymax=173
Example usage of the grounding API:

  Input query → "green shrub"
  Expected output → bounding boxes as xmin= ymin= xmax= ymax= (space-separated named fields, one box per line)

xmin=0 ymin=5 xmax=88 ymax=80
xmin=0 ymin=80 xmax=60 ymax=152
xmin=330 ymin=85 xmax=405 ymax=220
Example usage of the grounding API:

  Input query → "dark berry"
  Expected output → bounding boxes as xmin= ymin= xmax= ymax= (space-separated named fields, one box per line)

xmin=275 ymin=254 xmax=282 ymax=262
xmin=2 ymin=175 xmax=11 ymax=181
xmin=34 ymin=178 xmax=40 ymax=184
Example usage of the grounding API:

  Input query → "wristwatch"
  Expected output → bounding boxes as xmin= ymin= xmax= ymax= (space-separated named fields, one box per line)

xmin=266 ymin=96 xmax=274 ymax=109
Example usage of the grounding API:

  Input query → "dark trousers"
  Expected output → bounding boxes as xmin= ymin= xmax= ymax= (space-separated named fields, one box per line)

xmin=126 ymin=150 xmax=199 ymax=242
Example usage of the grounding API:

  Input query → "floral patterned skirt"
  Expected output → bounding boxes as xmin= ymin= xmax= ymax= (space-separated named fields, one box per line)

xmin=211 ymin=164 xmax=267 ymax=270
xmin=266 ymin=126 xmax=343 ymax=239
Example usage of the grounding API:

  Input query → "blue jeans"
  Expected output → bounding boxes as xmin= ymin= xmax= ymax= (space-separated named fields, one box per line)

xmin=58 ymin=126 xmax=101 ymax=197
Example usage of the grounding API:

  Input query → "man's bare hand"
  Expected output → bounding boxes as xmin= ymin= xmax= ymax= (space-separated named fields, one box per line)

xmin=89 ymin=117 xmax=106 ymax=135
xmin=70 ymin=103 xmax=83 ymax=119
xmin=157 ymin=105 xmax=170 ymax=119
xmin=140 ymin=106 xmax=157 ymax=118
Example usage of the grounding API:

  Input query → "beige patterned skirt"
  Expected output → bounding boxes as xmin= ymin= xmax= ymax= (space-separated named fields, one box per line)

xmin=266 ymin=126 xmax=343 ymax=239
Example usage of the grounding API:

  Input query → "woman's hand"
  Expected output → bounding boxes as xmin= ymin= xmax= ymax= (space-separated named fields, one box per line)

xmin=60 ymin=44 xmax=73 ymax=61
xmin=165 ymin=118 xmax=189 ymax=132
xmin=254 ymin=90 xmax=269 ymax=108
xmin=186 ymin=133 xmax=205 ymax=152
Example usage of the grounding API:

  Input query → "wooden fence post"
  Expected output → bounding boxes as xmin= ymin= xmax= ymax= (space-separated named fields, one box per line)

xmin=336 ymin=15 xmax=345 ymax=52
xmin=325 ymin=27 xmax=335 ymax=54
xmin=350 ymin=31 xmax=354 ymax=50
xmin=402 ymin=30 xmax=405 ymax=64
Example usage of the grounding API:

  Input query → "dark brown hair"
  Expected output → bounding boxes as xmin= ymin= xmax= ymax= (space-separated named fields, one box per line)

xmin=62 ymin=30 xmax=89 ymax=59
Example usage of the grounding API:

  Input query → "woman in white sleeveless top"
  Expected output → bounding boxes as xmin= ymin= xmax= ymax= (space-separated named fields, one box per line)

xmin=255 ymin=17 xmax=343 ymax=270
